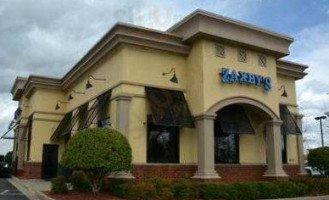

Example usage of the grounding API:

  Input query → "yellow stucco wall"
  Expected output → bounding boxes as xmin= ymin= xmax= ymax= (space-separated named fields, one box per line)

xmin=29 ymin=118 xmax=62 ymax=162
xmin=202 ymin=40 xmax=280 ymax=116
xmin=17 ymin=38 xmax=301 ymax=166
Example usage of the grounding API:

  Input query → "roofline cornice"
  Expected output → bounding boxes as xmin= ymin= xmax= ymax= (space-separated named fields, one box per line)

xmin=276 ymin=59 xmax=308 ymax=80
xmin=168 ymin=9 xmax=294 ymax=41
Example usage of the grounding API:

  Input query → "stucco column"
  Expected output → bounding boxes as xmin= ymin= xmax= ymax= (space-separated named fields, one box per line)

xmin=115 ymin=95 xmax=132 ymax=136
xmin=16 ymin=125 xmax=26 ymax=170
xmin=110 ymin=94 xmax=135 ymax=179
xmin=192 ymin=114 xmax=221 ymax=179
xmin=296 ymin=114 xmax=307 ymax=175
xmin=264 ymin=120 xmax=288 ymax=177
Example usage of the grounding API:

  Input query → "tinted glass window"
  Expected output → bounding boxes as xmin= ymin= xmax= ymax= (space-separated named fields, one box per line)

xmin=281 ymin=133 xmax=287 ymax=164
xmin=214 ymin=121 xmax=239 ymax=164
xmin=147 ymin=123 xmax=179 ymax=163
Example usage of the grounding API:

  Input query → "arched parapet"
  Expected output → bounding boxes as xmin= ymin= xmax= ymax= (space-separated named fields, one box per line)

xmin=206 ymin=96 xmax=280 ymax=121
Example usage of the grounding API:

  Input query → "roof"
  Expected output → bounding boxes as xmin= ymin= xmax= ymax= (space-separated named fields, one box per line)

xmin=277 ymin=59 xmax=308 ymax=80
xmin=11 ymin=10 xmax=307 ymax=100
xmin=167 ymin=9 xmax=294 ymax=57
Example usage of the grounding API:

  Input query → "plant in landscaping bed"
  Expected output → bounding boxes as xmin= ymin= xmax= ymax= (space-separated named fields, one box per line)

xmin=70 ymin=171 xmax=91 ymax=192
xmin=51 ymin=176 xmax=69 ymax=194
xmin=61 ymin=128 xmax=132 ymax=194
xmin=308 ymin=146 xmax=329 ymax=176
xmin=291 ymin=177 xmax=329 ymax=196
xmin=172 ymin=179 xmax=199 ymax=199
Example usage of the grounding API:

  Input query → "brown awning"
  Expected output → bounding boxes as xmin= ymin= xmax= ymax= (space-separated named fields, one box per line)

xmin=79 ymin=90 xmax=111 ymax=129
xmin=145 ymin=87 xmax=194 ymax=128
xmin=51 ymin=112 xmax=73 ymax=141
xmin=280 ymin=105 xmax=301 ymax=135
xmin=216 ymin=105 xmax=254 ymax=134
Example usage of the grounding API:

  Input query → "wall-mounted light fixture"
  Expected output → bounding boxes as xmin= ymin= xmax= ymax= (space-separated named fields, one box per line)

xmin=278 ymin=85 xmax=288 ymax=97
xmin=55 ymin=100 xmax=69 ymax=110
xmin=162 ymin=68 xmax=178 ymax=83
xmin=68 ymin=89 xmax=85 ymax=101
xmin=86 ymin=75 xmax=106 ymax=89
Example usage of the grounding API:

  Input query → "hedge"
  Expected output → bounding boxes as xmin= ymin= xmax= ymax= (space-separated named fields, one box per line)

xmin=110 ymin=179 xmax=308 ymax=200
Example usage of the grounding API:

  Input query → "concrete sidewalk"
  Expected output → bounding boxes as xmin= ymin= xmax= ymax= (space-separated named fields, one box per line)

xmin=9 ymin=177 xmax=53 ymax=200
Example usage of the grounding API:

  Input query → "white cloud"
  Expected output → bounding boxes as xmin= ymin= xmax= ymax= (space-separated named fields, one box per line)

xmin=288 ymin=22 xmax=329 ymax=151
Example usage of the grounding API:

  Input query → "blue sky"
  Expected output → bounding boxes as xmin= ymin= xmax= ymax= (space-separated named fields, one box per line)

xmin=0 ymin=0 xmax=328 ymax=154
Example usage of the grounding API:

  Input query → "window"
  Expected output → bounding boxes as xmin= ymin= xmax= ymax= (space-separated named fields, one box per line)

xmin=281 ymin=133 xmax=287 ymax=164
xmin=214 ymin=122 xmax=239 ymax=164
xmin=258 ymin=54 xmax=267 ymax=67
xmin=147 ymin=122 xmax=179 ymax=163
xmin=238 ymin=49 xmax=247 ymax=63
xmin=215 ymin=44 xmax=225 ymax=58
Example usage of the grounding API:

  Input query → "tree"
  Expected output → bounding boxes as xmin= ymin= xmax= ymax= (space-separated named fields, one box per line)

xmin=61 ymin=128 xmax=132 ymax=194
xmin=5 ymin=151 xmax=12 ymax=167
xmin=308 ymin=146 xmax=329 ymax=176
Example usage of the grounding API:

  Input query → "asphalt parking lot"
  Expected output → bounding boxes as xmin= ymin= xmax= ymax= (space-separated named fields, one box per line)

xmin=0 ymin=179 xmax=28 ymax=200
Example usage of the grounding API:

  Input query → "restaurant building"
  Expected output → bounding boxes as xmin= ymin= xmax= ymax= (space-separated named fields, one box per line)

xmin=10 ymin=10 xmax=308 ymax=181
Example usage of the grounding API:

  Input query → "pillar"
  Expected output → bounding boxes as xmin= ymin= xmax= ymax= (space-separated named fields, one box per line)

xmin=264 ymin=120 xmax=288 ymax=177
xmin=192 ymin=114 xmax=221 ymax=179
xmin=110 ymin=94 xmax=135 ymax=179
xmin=296 ymin=114 xmax=307 ymax=175
xmin=115 ymin=95 xmax=132 ymax=136
xmin=16 ymin=125 xmax=26 ymax=170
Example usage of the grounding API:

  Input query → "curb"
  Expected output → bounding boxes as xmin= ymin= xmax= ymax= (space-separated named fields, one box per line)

xmin=9 ymin=176 xmax=55 ymax=200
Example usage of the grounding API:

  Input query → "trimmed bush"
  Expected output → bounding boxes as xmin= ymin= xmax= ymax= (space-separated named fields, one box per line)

xmin=308 ymin=146 xmax=329 ymax=176
xmin=275 ymin=181 xmax=306 ymax=198
xmin=292 ymin=177 xmax=329 ymax=195
xmin=129 ymin=182 xmax=157 ymax=200
xmin=70 ymin=171 xmax=90 ymax=192
xmin=111 ymin=182 xmax=133 ymax=198
xmin=61 ymin=128 xmax=132 ymax=194
xmin=199 ymin=183 xmax=238 ymax=200
xmin=232 ymin=182 xmax=260 ymax=200
xmin=256 ymin=182 xmax=281 ymax=199
xmin=172 ymin=179 xmax=198 ymax=199
xmin=153 ymin=179 xmax=174 ymax=200
xmin=51 ymin=176 xmax=68 ymax=194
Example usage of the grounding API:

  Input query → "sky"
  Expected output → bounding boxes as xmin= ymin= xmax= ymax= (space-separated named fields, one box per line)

xmin=0 ymin=0 xmax=329 ymax=155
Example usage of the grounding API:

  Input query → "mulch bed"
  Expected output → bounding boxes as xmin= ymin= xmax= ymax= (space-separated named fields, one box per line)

xmin=44 ymin=191 xmax=124 ymax=200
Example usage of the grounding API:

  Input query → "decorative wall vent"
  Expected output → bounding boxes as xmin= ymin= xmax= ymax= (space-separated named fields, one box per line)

xmin=238 ymin=49 xmax=247 ymax=63
xmin=215 ymin=44 xmax=225 ymax=58
xmin=259 ymin=54 xmax=267 ymax=67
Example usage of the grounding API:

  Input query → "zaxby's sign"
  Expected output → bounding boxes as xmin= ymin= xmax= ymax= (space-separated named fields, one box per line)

xmin=220 ymin=68 xmax=272 ymax=91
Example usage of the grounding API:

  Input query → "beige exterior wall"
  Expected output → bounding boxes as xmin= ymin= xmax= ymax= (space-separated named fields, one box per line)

xmin=14 ymin=38 xmax=301 ymax=166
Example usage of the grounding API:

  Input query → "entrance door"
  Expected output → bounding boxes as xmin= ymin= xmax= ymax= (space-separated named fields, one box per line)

xmin=42 ymin=144 xmax=58 ymax=180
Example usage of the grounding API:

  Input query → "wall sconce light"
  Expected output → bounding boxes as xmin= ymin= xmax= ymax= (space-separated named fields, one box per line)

xmin=278 ymin=85 xmax=288 ymax=97
xmin=162 ymin=68 xmax=178 ymax=83
xmin=68 ymin=90 xmax=85 ymax=101
xmin=55 ymin=100 xmax=69 ymax=110
xmin=86 ymin=75 xmax=106 ymax=89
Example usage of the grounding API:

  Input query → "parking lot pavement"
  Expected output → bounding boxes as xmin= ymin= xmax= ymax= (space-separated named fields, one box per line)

xmin=0 ymin=178 xmax=29 ymax=200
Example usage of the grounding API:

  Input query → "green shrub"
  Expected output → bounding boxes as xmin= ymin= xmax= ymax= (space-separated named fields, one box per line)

xmin=256 ymin=182 xmax=281 ymax=199
xmin=308 ymin=147 xmax=329 ymax=176
xmin=172 ymin=179 xmax=198 ymax=199
xmin=276 ymin=181 xmax=306 ymax=198
xmin=152 ymin=179 xmax=173 ymax=200
xmin=129 ymin=182 xmax=157 ymax=200
xmin=198 ymin=183 xmax=238 ymax=200
xmin=51 ymin=176 xmax=68 ymax=194
xmin=292 ymin=177 xmax=329 ymax=195
xmin=70 ymin=171 xmax=90 ymax=192
xmin=61 ymin=128 xmax=132 ymax=194
xmin=232 ymin=182 xmax=260 ymax=200
xmin=111 ymin=182 xmax=133 ymax=198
